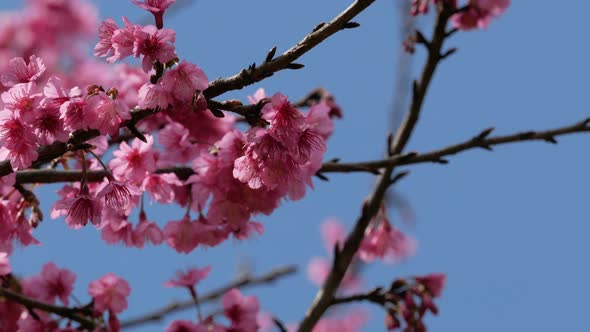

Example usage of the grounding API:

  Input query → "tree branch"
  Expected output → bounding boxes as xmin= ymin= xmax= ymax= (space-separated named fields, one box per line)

xmin=0 ymin=0 xmax=376 ymax=178
xmin=14 ymin=117 xmax=590 ymax=184
xmin=119 ymin=265 xmax=297 ymax=329
xmin=0 ymin=287 xmax=96 ymax=330
xmin=203 ymin=0 xmax=375 ymax=99
xmin=296 ymin=4 xmax=454 ymax=332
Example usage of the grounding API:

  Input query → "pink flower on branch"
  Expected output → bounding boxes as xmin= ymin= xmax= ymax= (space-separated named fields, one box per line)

xmin=0 ymin=252 xmax=11 ymax=276
xmin=132 ymin=0 xmax=177 ymax=29
xmin=85 ymin=91 xmax=130 ymax=136
xmin=223 ymin=288 xmax=260 ymax=332
xmin=88 ymin=273 xmax=131 ymax=314
xmin=161 ymin=60 xmax=208 ymax=101
xmin=54 ymin=185 xmax=102 ymax=229
xmin=451 ymin=0 xmax=510 ymax=30
xmin=164 ymin=265 xmax=211 ymax=288
xmin=97 ymin=178 xmax=142 ymax=211
xmin=358 ymin=221 xmax=416 ymax=264
xmin=110 ymin=136 xmax=157 ymax=184
xmin=133 ymin=25 xmax=177 ymax=72
xmin=26 ymin=263 xmax=76 ymax=305
xmin=0 ymin=55 xmax=46 ymax=87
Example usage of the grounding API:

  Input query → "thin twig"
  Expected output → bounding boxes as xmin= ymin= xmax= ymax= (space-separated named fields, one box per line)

xmin=0 ymin=287 xmax=96 ymax=330
xmin=119 ymin=265 xmax=297 ymax=329
xmin=15 ymin=117 xmax=590 ymax=184
xmin=203 ymin=0 xmax=376 ymax=99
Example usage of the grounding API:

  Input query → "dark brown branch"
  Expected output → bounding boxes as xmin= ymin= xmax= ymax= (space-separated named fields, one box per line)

xmin=0 ymin=287 xmax=96 ymax=330
xmin=119 ymin=265 xmax=297 ymax=329
xmin=319 ymin=117 xmax=590 ymax=173
xmin=296 ymin=4 xmax=454 ymax=332
xmin=203 ymin=0 xmax=377 ymax=99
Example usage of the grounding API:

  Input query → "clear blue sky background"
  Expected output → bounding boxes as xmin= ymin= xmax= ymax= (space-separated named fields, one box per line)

xmin=4 ymin=1 xmax=590 ymax=331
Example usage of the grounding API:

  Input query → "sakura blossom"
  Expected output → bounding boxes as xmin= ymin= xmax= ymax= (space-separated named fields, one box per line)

xmin=164 ymin=266 xmax=212 ymax=288
xmin=0 ymin=252 xmax=11 ymax=275
xmin=88 ymin=273 xmax=131 ymax=314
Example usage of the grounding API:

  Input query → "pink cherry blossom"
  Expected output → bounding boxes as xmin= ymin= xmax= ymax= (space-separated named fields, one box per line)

xmin=31 ymin=103 xmax=68 ymax=145
xmin=86 ymin=91 xmax=130 ymax=136
xmin=132 ymin=213 xmax=164 ymax=247
xmin=247 ymin=88 xmax=267 ymax=105
xmin=312 ymin=310 xmax=368 ymax=332
xmin=163 ymin=216 xmax=200 ymax=254
xmin=358 ymin=222 xmax=416 ymax=264
xmin=96 ymin=178 xmax=142 ymax=210
xmin=161 ymin=60 xmax=208 ymax=101
xmin=132 ymin=0 xmax=176 ymax=14
xmin=110 ymin=136 xmax=157 ymax=183
xmin=223 ymin=288 xmax=260 ymax=332
xmin=0 ymin=252 xmax=11 ymax=275
xmin=307 ymin=257 xmax=361 ymax=292
xmin=54 ymin=185 xmax=102 ymax=229
xmin=141 ymin=173 xmax=183 ymax=204
xmin=29 ymin=263 xmax=76 ymax=305
xmin=451 ymin=0 xmax=510 ymax=30
xmin=414 ymin=273 xmax=446 ymax=298
xmin=100 ymin=212 xmax=135 ymax=247
xmin=164 ymin=266 xmax=212 ymax=288
xmin=133 ymin=25 xmax=177 ymax=72
xmin=60 ymin=98 xmax=91 ymax=131
xmin=157 ymin=122 xmax=201 ymax=165
xmin=0 ymin=55 xmax=46 ymax=87
xmin=138 ymin=81 xmax=172 ymax=110
xmin=0 ymin=111 xmax=39 ymax=169
xmin=320 ymin=218 xmax=346 ymax=252
xmin=94 ymin=18 xmax=118 ymax=61
xmin=88 ymin=273 xmax=131 ymax=314
xmin=1 ymin=82 xmax=41 ymax=119
xmin=111 ymin=17 xmax=141 ymax=62
xmin=165 ymin=320 xmax=201 ymax=332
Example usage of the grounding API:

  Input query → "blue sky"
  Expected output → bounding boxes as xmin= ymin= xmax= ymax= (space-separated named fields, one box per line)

xmin=4 ymin=0 xmax=590 ymax=331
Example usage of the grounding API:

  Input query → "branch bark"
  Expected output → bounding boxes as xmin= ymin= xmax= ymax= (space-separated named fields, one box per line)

xmin=0 ymin=287 xmax=96 ymax=330
xmin=296 ymin=3 xmax=454 ymax=331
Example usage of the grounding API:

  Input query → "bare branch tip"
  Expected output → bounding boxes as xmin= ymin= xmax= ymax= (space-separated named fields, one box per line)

xmin=343 ymin=21 xmax=361 ymax=29
xmin=287 ymin=63 xmax=305 ymax=70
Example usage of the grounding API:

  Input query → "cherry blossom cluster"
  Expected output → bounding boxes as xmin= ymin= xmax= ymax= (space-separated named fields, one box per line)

xmin=163 ymin=266 xmax=261 ymax=332
xmin=411 ymin=0 xmax=510 ymax=30
xmin=0 ymin=0 xmax=512 ymax=330
xmin=308 ymin=208 xmax=416 ymax=291
xmin=384 ymin=274 xmax=446 ymax=331
xmin=0 ymin=258 xmax=130 ymax=331
xmin=0 ymin=0 xmax=337 ymax=257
